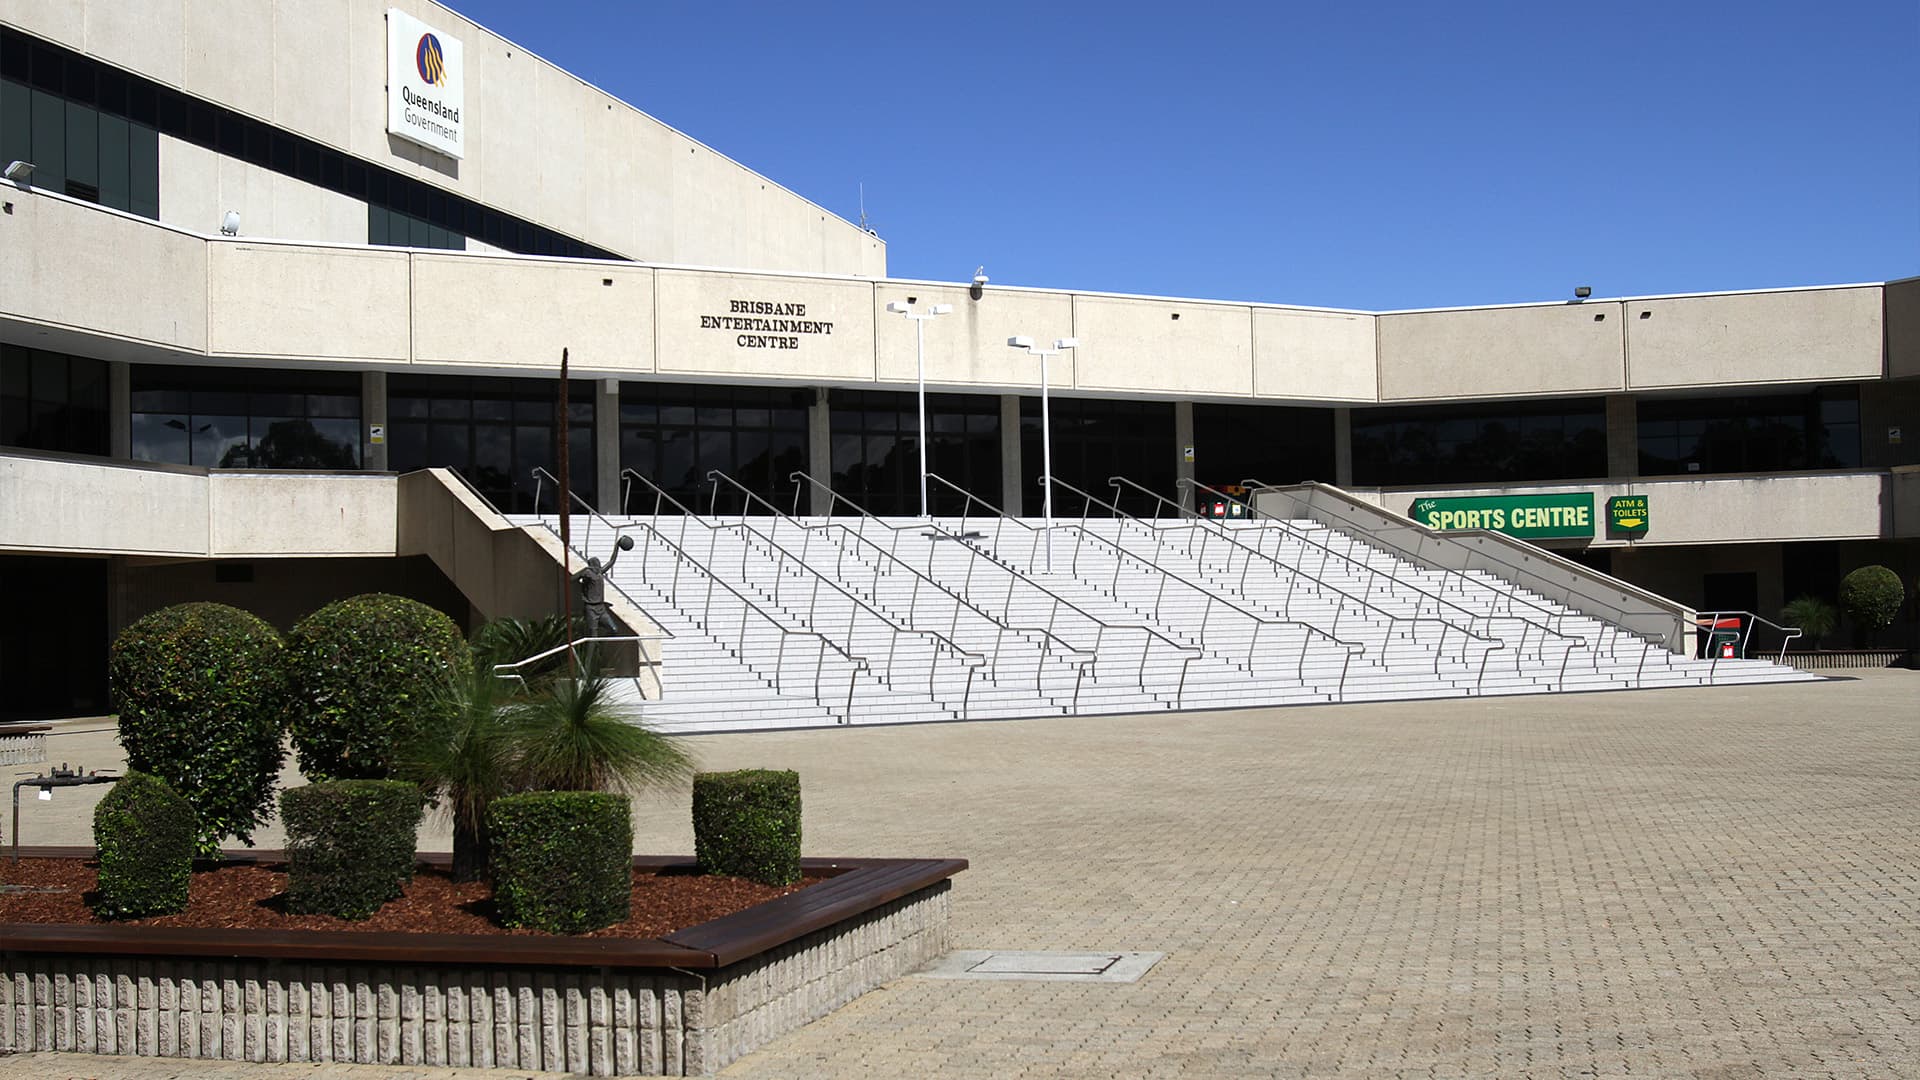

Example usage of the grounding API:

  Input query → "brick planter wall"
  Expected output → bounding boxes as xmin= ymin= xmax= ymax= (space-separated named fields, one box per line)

xmin=1 ymin=858 xmax=959 ymax=1076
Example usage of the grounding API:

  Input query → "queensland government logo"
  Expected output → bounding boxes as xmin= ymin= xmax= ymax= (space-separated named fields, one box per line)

xmin=416 ymin=33 xmax=447 ymax=85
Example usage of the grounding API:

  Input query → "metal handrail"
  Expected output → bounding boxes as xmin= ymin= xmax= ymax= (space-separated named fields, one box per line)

xmin=530 ymin=468 xmax=869 ymax=720
xmin=1111 ymin=476 xmax=1540 ymax=682
xmin=789 ymin=471 xmax=1207 ymax=708
xmin=1242 ymin=478 xmax=1674 ymax=668
xmin=1693 ymin=610 xmax=1805 ymax=679
xmin=705 ymin=470 xmax=1105 ymax=712
xmin=619 ymin=469 xmax=987 ymax=718
xmin=1160 ymin=476 xmax=1584 ymax=685
xmin=490 ymin=633 xmax=665 ymax=697
xmin=930 ymin=472 xmax=1374 ymax=698
xmin=1039 ymin=473 xmax=1501 ymax=691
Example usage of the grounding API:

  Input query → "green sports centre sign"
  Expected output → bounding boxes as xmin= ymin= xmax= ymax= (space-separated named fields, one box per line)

xmin=1409 ymin=493 xmax=1597 ymax=540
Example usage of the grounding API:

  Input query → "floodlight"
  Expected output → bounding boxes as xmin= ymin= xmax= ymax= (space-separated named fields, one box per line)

xmin=1007 ymin=336 xmax=1034 ymax=349
xmin=929 ymin=303 xmax=953 ymax=316
xmin=1053 ymin=337 xmax=1079 ymax=350
xmin=221 ymin=210 xmax=240 ymax=236
xmin=3 ymin=160 xmax=33 ymax=184
xmin=886 ymin=300 xmax=910 ymax=313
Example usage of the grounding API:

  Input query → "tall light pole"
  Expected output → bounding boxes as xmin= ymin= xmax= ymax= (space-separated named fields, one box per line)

xmin=1007 ymin=335 xmax=1078 ymax=570
xmin=886 ymin=300 xmax=952 ymax=517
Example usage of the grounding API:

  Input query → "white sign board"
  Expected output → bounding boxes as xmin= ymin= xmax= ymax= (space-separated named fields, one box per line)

xmin=387 ymin=9 xmax=465 ymax=159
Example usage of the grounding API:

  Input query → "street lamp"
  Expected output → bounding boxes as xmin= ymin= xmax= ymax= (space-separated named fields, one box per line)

xmin=1007 ymin=335 xmax=1079 ymax=569
xmin=886 ymin=299 xmax=953 ymax=517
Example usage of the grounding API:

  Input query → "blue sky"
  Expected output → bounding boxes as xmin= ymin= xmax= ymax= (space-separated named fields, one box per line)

xmin=450 ymin=1 xmax=1917 ymax=310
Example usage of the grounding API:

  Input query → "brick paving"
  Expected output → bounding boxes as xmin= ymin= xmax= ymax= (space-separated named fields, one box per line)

xmin=3 ymin=670 xmax=1917 ymax=1077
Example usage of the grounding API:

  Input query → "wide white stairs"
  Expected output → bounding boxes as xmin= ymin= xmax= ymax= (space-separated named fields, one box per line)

xmin=509 ymin=495 xmax=1820 ymax=734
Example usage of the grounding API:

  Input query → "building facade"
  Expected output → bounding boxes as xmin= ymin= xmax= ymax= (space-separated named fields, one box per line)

xmin=3 ymin=0 xmax=1917 ymax=718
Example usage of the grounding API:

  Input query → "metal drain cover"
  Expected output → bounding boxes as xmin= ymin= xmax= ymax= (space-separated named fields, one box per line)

xmin=919 ymin=950 xmax=1164 ymax=982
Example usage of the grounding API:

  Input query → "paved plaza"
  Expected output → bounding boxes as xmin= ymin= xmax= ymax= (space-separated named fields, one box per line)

xmin=2 ymin=670 xmax=1916 ymax=1078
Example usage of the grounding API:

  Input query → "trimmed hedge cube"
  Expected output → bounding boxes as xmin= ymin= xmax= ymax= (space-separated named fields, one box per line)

xmin=279 ymin=780 xmax=424 ymax=920
xmin=91 ymin=771 xmax=198 ymax=919
xmin=488 ymin=792 xmax=632 ymax=933
xmin=692 ymin=770 xmax=801 ymax=886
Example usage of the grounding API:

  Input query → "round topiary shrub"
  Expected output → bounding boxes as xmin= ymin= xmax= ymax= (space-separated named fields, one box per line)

xmin=488 ymin=792 xmax=633 ymax=933
xmin=109 ymin=602 xmax=287 ymax=857
xmin=284 ymin=593 xmax=471 ymax=780
xmin=692 ymin=769 xmax=801 ymax=886
xmin=92 ymin=771 xmax=198 ymax=919
xmin=1839 ymin=565 xmax=1905 ymax=644
xmin=280 ymin=780 xmax=425 ymax=920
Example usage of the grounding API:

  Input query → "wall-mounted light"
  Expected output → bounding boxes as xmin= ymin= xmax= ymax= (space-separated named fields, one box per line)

xmin=1573 ymin=286 xmax=1592 ymax=300
xmin=3 ymin=160 xmax=34 ymax=186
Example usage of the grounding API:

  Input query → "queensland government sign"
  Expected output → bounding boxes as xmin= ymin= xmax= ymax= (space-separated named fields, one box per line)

xmin=1409 ymin=493 xmax=1596 ymax=540
xmin=387 ymin=9 xmax=464 ymax=159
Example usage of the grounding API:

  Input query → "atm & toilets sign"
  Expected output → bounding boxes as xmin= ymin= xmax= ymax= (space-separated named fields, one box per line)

xmin=387 ymin=9 xmax=465 ymax=159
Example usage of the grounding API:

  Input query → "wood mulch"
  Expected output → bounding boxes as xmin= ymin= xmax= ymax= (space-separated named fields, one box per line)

xmin=0 ymin=858 xmax=817 ymax=939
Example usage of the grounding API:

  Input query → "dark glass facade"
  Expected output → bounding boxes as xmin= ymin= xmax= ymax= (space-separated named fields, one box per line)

xmin=1 ymin=36 xmax=158 ymax=216
xmin=1019 ymin=397 xmax=1175 ymax=515
xmin=1638 ymin=388 xmax=1860 ymax=476
xmin=1 ymin=345 xmax=108 ymax=455
xmin=388 ymin=374 xmax=594 ymax=513
xmin=619 ymin=383 xmax=809 ymax=513
xmin=1192 ymin=404 xmax=1337 ymax=492
xmin=1351 ymin=398 xmax=1606 ymax=486
xmin=130 ymin=365 xmax=360 ymax=469
xmin=831 ymin=390 xmax=1000 ymax=516
xmin=0 ymin=26 xmax=612 ymax=259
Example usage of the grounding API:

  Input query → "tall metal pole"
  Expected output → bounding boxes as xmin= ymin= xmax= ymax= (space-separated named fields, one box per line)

xmin=557 ymin=347 xmax=573 ymax=670
xmin=915 ymin=316 xmax=928 ymax=518
xmin=1040 ymin=349 xmax=1053 ymax=572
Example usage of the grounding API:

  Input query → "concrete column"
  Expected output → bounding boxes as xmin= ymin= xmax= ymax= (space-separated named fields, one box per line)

xmin=1606 ymin=393 xmax=1638 ymax=479
xmin=1174 ymin=401 xmax=1195 ymax=509
xmin=806 ymin=387 xmax=831 ymax=515
xmin=596 ymin=378 xmax=621 ymax=512
xmin=361 ymin=370 xmax=388 ymax=472
xmin=109 ymin=361 xmax=131 ymax=459
xmin=1333 ymin=407 xmax=1353 ymax=487
xmin=999 ymin=394 xmax=1023 ymax=514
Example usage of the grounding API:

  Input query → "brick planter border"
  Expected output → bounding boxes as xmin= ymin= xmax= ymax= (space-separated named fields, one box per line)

xmin=1 ymin=851 xmax=964 ymax=1075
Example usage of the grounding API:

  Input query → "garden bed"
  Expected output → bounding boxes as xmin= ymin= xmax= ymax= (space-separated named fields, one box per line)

xmin=0 ymin=847 xmax=964 ymax=1074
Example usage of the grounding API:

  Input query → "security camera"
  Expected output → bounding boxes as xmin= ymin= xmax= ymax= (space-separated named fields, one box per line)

xmin=220 ymin=210 xmax=240 ymax=236
xmin=970 ymin=266 xmax=988 ymax=301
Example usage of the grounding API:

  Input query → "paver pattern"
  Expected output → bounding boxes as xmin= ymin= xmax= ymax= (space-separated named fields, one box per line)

xmin=3 ymin=670 xmax=1916 ymax=1078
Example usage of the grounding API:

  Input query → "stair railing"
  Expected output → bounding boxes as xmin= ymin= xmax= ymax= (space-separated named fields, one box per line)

xmin=706 ymin=469 xmax=1099 ymax=711
xmin=799 ymin=471 xmax=1207 ymax=708
xmin=1161 ymin=477 xmax=1582 ymax=686
xmin=620 ymin=469 xmax=985 ymax=718
xmin=491 ymin=633 xmax=665 ymax=702
xmin=933 ymin=473 xmax=1376 ymax=698
xmin=1243 ymin=478 xmax=1680 ymax=669
xmin=529 ymin=468 xmax=868 ymax=720
xmin=1693 ymin=611 xmax=1804 ymax=682
xmin=1042 ymin=473 xmax=1506 ymax=689
xmin=1119 ymin=476 xmax=1535 ymax=674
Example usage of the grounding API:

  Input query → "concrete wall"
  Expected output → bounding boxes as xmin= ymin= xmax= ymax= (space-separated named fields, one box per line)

xmin=0 ymin=0 xmax=883 ymax=275
xmin=1626 ymin=287 xmax=1883 ymax=389
xmin=1377 ymin=302 xmax=1625 ymax=401
xmin=1345 ymin=472 xmax=1892 ymax=548
xmin=1887 ymin=277 xmax=1920 ymax=380
xmin=0 ymin=190 xmax=207 ymax=354
xmin=158 ymin=135 xmax=367 ymax=245
xmin=0 ymin=192 xmax=1897 ymax=407
xmin=0 ymin=451 xmax=396 ymax=558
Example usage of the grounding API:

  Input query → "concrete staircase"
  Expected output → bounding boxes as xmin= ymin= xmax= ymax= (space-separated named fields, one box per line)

xmin=510 ymin=493 xmax=1819 ymax=733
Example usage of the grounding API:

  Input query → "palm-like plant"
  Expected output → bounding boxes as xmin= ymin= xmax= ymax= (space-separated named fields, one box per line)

xmin=513 ymin=655 xmax=695 ymax=796
xmin=395 ymin=661 xmax=517 ymax=881
xmin=471 ymin=615 xmax=578 ymax=689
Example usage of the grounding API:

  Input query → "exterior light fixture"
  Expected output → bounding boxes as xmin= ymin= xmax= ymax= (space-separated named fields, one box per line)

xmin=1006 ymin=335 xmax=1079 ymax=567
xmin=888 ymin=300 xmax=954 ymax=516
xmin=3 ymin=160 xmax=34 ymax=185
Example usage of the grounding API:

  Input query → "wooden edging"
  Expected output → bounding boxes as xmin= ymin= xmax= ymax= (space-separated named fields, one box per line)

xmin=0 ymin=849 xmax=967 ymax=971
